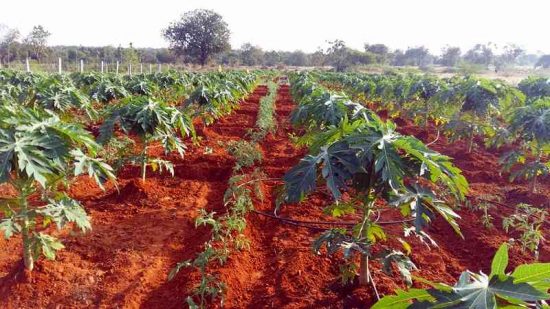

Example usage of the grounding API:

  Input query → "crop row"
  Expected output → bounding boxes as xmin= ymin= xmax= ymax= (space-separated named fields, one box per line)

xmin=0 ymin=69 xmax=259 ymax=272
xmin=277 ymin=72 xmax=549 ymax=308
xmin=315 ymin=72 xmax=549 ymax=194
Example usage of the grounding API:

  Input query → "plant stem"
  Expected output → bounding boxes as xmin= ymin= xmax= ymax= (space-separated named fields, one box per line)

xmin=359 ymin=254 xmax=369 ymax=285
xmin=358 ymin=197 xmax=375 ymax=286
xmin=531 ymin=174 xmax=538 ymax=194
xmin=530 ymin=150 xmax=542 ymax=194
xmin=468 ymin=127 xmax=475 ymax=153
xmin=424 ymin=104 xmax=430 ymax=128
xmin=141 ymin=139 xmax=148 ymax=182
xmin=19 ymin=189 xmax=33 ymax=271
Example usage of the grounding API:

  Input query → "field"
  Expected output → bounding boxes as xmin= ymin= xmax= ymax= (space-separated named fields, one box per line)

xmin=0 ymin=70 xmax=549 ymax=308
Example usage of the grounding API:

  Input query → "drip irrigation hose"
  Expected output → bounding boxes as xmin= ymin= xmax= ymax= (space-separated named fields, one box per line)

xmin=251 ymin=209 xmax=414 ymax=231
xmin=251 ymin=197 xmax=549 ymax=231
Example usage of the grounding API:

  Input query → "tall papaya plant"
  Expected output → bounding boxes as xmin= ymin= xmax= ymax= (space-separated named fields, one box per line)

xmin=444 ymin=77 xmax=525 ymax=153
xmin=500 ymin=98 xmax=550 ymax=193
xmin=281 ymin=77 xmax=468 ymax=286
xmin=0 ymin=105 xmax=115 ymax=271
xmin=98 ymin=96 xmax=194 ymax=182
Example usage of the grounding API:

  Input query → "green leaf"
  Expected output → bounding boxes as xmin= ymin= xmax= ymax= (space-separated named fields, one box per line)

xmin=512 ymin=263 xmax=550 ymax=284
xmin=318 ymin=142 xmax=361 ymax=200
xmin=0 ymin=105 xmax=100 ymax=188
xmin=367 ymin=223 xmax=386 ymax=243
xmin=490 ymin=276 xmax=549 ymax=302
xmin=490 ymin=243 xmax=509 ymax=278
xmin=30 ymin=233 xmax=65 ymax=261
xmin=371 ymin=289 xmax=433 ymax=309
xmin=38 ymin=196 xmax=92 ymax=232
xmin=72 ymin=149 xmax=116 ymax=190
xmin=282 ymin=154 xmax=320 ymax=203
xmin=323 ymin=202 xmax=356 ymax=218
xmin=380 ymin=250 xmax=416 ymax=286
xmin=512 ymin=263 xmax=550 ymax=292
xmin=0 ymin=218 xmax=21 ymax=239
xmin=391 ymin=184 xmax=461 ymax=237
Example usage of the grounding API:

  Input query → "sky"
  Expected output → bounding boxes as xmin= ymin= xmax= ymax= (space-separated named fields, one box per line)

xmin=0 ymin=0 xmax=549 ymax=55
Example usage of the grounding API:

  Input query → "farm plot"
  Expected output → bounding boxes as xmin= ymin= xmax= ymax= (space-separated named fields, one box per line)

xmin=0 ymin=70 xmax=549 ymax=309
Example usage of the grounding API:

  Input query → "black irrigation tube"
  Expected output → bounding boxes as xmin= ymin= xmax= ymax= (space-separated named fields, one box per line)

xmin=252 ymin=196 xmax=549 ymax=231
xmin=252 ymin=209 xmax=414 ymax=231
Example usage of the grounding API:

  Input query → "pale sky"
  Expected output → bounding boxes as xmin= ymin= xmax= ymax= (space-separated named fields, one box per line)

xmin=0 ymin=0 xmax=548 ymax=54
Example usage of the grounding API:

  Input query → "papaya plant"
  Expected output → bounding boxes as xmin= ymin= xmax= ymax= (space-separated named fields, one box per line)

xmin=184 ymin=72 xmax=256 ymax=125
xmin=444 ymin=77 xmax=525 ymax=153
xmin=32 ymin=74 xmax=95 ymax=120
xmin=372 ymin=243 xmax=550 ymax=308
xmin=500 ymin=98 xmax=549 ymax=193
xmin=0 ymin=105 xmax=115 ymax=271
xmin=281 ymin=78 xmax=468 ymax=286
xmin=89 ymin=75 xmax=129 ymax=104
xmin=518 ymin=76 xmax=550 ymax=100
xmin=503 ymin=204 xmax=547 ymax=259
xmin=98 ymin=96 xmax=194 ymax=181
xmin=124 ymin=75 xmax=159 ymax=97
xmin=402 ymin=76 xmax=456 ymax=128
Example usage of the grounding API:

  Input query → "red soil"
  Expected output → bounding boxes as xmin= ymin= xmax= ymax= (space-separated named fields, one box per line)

xmin=0 ymin=85 xmax=548 ymax=308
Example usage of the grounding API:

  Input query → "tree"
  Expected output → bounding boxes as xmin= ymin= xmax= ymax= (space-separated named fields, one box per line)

xmin=285 ymin=115 xmax=466 ymax=286
xmin=264 ymin=50 xmax=282 ymax=66
xmin=239 ymin=43 xmax=264 ymax=66
xmin=404 ymin=46 xmax=432 ymax=66
xmin=517 ymin=53 xmax=539 ymax=67
xmin=325 ymin=40 xmax=361 ymax=71
xmin=216 ymin=50 xmax=241 ymax=66
xmin=309 ymin=47 xmax=326 ymax=67
xmin=444 ymin=77 xmax=524 ymax=153
xmin=501 ymin=44 xmax=524 ymax=64
xmin=349 ymin=49 xmax=375 ymax=66
xmin=535 ymin=54 xmax=550 ymax=68
xmin=0 ymin=26 xmax=20 ymax=64
xmin=139 ymin=48 xmax=157 ymax=63
xmin=284 ymin=74 xmax=468 ymax=287
xmin=495 ymin=44 xmax=525 ymax=71
xmin=392 ymin=49 xmax=407 ymax=66
xmin=115 ymin=45 xmax=123 ymax=62
xmin=99 ymin=96 xmax=194 ymax=182
xmin=440 ymin=46 xmax=461 ymax=67
xmin=123 ymin=42 xmax=139 ymax=65
xmin=163 ymin=9 xmax=230 ymax=66
xmin=101 ymin=45 xmax=117 ymax=62
xmin=501 ymin=98 xmax=549 ymax=193
xmin=24 ymin=25 xmax=51 ymax=62
xmin=286 ymin=50 xmax=308 ymax=67
xmin=464 ymin=43 xmax=495 ymax=67
xmin=365 ymin=43 xmax=390 ymax=64
xmin=156 ymin=48 xmax=176 ymax=63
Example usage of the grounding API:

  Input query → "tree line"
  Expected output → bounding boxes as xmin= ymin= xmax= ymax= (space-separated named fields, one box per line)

xmin=2 ymin=10 xmax=549 ymax=70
